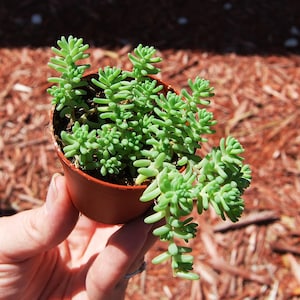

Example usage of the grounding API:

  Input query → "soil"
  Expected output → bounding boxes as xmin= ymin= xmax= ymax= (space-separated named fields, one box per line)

xmin=1 ymin=1 xmax=300 ymax=299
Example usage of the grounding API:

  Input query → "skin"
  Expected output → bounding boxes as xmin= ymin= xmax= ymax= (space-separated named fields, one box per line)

xmin=0 ymin=174 xmax=157 ymax=300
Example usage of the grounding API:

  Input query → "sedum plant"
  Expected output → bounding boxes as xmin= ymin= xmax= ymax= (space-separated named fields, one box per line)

xmin=48 ymin=36 xmax=251 ymax=280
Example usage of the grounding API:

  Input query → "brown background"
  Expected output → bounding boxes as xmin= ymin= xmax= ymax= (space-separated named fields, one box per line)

xmin=1 ymin=1 xmax=300 ymax=299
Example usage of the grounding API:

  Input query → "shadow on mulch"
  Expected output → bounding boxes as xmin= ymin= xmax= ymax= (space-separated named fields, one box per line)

xmin=0 ymin=0 xmax=299 ymax=54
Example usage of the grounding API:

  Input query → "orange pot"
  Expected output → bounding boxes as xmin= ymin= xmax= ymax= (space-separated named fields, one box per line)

xmin=50 ymin=74 xmax=175 ymax=224
xmin=54 ymin=144 xmax=151 ymax=224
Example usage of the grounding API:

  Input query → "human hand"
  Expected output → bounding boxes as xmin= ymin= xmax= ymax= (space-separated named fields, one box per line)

xmin=0 ymin=174 xmax=157 ymax=300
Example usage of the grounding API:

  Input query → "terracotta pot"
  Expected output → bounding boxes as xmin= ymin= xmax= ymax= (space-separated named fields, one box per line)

xmin=50 ymin=74 xmax=175 ymax=224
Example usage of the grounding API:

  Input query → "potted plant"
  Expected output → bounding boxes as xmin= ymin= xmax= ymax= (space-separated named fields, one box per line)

xmin=48 ymin=36 xmax=252 ymax=280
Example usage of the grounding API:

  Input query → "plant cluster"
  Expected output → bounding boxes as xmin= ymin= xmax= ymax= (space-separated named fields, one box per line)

xmin=48 ymin=36 xmax=251 ymax=280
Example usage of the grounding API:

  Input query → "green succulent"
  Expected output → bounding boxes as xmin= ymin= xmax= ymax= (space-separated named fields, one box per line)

xmin=48 ymin=35 xmax=252 ymax=280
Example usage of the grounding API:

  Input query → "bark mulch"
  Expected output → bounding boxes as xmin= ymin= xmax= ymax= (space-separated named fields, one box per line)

xmin=1 ymin=1 xmax=300 ymax=299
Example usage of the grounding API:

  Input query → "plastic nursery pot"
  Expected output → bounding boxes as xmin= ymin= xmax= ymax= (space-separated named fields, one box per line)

xmin=54 ymin=144 xmax=151 ymax=224
xmin=50 ymin=74 xmax=176 ymax=224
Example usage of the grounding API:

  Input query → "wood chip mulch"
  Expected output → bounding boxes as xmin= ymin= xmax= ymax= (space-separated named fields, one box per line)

xmin=1 ymin=1 xmax=300 ymax=299
xmin=1 ymin=45 xmax=300 ymax=300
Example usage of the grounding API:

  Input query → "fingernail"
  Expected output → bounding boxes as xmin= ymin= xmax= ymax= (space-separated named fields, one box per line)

xmin=51 ymin=173 xmax=61 ymax=198
xmin=45 ymin=173 xmax=61 ymax=213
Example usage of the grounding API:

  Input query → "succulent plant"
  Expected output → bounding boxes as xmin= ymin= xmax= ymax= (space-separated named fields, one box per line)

xmin=48 ymin=36 xmax=251 ymax=280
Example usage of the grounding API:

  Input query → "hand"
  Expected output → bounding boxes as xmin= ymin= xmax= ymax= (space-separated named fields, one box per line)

xmin=0 ymin=174 xmax=157 ymax=300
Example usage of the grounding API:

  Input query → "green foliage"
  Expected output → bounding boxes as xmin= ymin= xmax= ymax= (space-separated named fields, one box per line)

xmin=127 ymin=44 xmax=162 ymax=79
xmin=47 ymin=36 xmax=90 ymax=116
xmin=181 ymin=77 xmax=215 ymax=107
xmin=140 ymin=137 xmax=251 ymax=278
xmin=61 ymin=121 xmax=98 ymax=167
xmin=49 ymin=36 xmax=252 ymax=280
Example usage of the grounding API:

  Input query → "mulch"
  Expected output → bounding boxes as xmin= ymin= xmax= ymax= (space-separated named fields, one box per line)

xmin=1 ymin=1 xmax=300 ymax=299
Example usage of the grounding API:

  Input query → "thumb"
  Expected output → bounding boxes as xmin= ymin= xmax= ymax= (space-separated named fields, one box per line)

xmin=0 ymin=174 xmax=79 ymax=262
